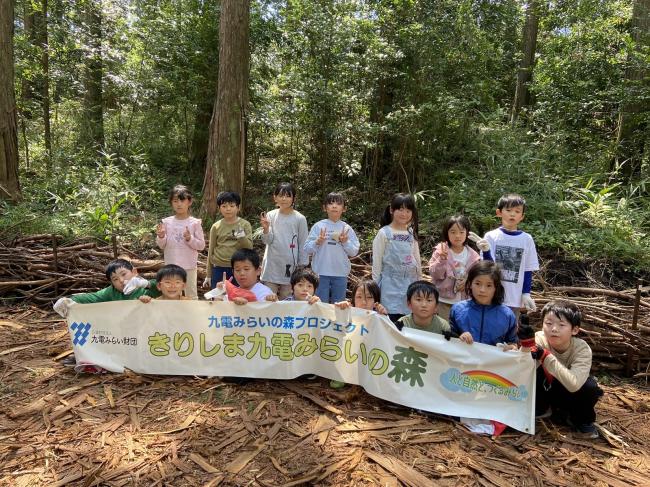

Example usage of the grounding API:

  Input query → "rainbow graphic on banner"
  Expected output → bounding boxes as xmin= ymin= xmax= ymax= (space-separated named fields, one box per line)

xmin=439 ymin=367 xmax=528 ymax=401
xmin=461 ymin=370 xmax=516 ymax=389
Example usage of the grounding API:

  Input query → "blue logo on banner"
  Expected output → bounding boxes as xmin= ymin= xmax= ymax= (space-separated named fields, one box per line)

xmin=70 ymin=322 xmax=91 ymax=346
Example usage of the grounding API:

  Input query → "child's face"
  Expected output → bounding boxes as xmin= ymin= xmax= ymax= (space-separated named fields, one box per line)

xmin=447 ymin=223 xmax=468 ymax=250
xmin=408 ymin=292 xmax=438 ymax=321
xmin=274 ymin=192 xmax=294 ymax=211
xmin=219 ymin=202 xmax=240 ymax=220
xmin=292 ymin=278 xmax=315 ymax=301
xmin=157 ymin=275 xmax=186 ymax=300
xmin=324 ymin=202 xmax=345 ymax=221
xmin=542 ymin=312 xmax=578 ymax=353
xmin=353 ymin=286 xmax=376 ymax=311
xmin=171 ymin=196 xmax=192 ymax=216
xmin=390 ymin=206 xmax=412 ymax=227
xmin=233 ymin=259 xmax=260 ymax=289
xmin=470 ymin=275 xmax=496 ymax=305
xmin=110 ymin=267 xmax=137 ymax=293
xmin=496 ymin=205 xmax=525 ymax=231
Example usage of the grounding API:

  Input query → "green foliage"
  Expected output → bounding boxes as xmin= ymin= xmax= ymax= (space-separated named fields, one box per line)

xmin=8 ymin=0 xmax=650 ymax=274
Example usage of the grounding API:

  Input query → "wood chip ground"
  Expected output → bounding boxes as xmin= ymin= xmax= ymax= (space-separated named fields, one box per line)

xmin=0 ymin=306 xmax=649 ymax=486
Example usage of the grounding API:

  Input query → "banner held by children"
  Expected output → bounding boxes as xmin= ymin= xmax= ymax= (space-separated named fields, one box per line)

xmin=67 ymin=301 xmax=536 ymax=433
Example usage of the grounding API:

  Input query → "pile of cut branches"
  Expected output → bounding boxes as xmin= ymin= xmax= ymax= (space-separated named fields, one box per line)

xmin=1 ymin=236 xmax=648 ymax=374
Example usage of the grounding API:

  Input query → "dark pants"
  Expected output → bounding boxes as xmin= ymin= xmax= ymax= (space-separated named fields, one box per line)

xmin=389 ymin=313 xmax=405 ymax=330
xmin=211 ymin=266 xmax=238 ymax=288
xmin=536 ymin=366 xmax=603 ymax=424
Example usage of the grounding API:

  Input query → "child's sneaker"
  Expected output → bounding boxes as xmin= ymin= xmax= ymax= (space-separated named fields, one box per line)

xmin=329 ymin=380 xmax=346 ymax=389
xmin=535 ymin=408 xmax=552 ymax=419
xmin=574 ymin=422 xmax=599 ymax=439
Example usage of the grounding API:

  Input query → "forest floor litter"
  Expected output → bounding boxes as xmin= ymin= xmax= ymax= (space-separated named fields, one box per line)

xmin=0 ymin=237 xmax=649 ymax=486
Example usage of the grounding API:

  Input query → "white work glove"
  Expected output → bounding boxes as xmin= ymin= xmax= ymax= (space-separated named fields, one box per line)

xmin=123 ymin=276 xmax=150 ymax=295
xmin=204 ymin=286 xmax=226 ymax=300
xmin=468 ymin=232 xmax=490 ymax=252
xmin=202 ymin=277 xmax=211 ymax=289
xmin=53 ymin=297 xmax=74 ymax=318
xmin=521 ymin=293 xmax=536 ymax=311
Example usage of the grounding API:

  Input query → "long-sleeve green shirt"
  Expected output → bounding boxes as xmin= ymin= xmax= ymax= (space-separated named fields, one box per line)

xmin=70 ymin=280 xmax=160 ymax=303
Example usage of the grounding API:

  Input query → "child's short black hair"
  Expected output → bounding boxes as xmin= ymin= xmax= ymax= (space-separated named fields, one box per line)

xmin=156 ymin=264 xmax=187 ymax=283
xmin=406 ymin=280 xmax=439 ymax=303
xmin=323 ymin=192 xmax=346 ymax=206
xmin=497 ymin=193 xmax=527 ymax=213
xmin=217 ymin=191 xmax=241 ymax=206
xmin=542 ymin=300 xmax=582 ymax=328
xmin=465 ymin=260 xmax=505 ymax=305
xmin=274 ymin=182 xmax=296 ymax=200
xmin=351 ymin=279 xmax=380 ymax=306
xmin=442 ymin=215 xmax=471 ymax=246
xmin=290 ymin=266 xmax=319 ymax=289
xmin=231 ymin=248 xmax=260 ymax=269
xmin=105 ymin=258 xmax=134 ymax=280
xmin=168 ymin=184 xmax=193 ymax=202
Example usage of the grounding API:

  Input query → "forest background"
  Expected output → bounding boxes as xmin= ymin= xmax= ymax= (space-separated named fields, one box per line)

xmin=1 ymin=0 xmax=649 ymax=279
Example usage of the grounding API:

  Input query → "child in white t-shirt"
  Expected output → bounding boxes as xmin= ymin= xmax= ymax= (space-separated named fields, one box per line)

xmin=479 ymin=193 xmax=539 ymax=316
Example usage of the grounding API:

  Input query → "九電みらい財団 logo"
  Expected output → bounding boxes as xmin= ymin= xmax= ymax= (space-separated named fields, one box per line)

xmin=440 ymin=368 xmax=528 ymax=401
xmin=70 ymin=322 xmax=92 ymax=346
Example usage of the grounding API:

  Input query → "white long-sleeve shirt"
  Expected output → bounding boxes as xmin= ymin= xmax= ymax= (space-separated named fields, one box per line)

xmin=260 ymin=209 xmax=309 ymax=284
xmin=304 ymin=219 xmax=359 ymax=277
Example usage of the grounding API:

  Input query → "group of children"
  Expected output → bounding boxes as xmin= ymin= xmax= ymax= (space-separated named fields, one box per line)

xmin=52 ymin=184 xmax=603 ymax=438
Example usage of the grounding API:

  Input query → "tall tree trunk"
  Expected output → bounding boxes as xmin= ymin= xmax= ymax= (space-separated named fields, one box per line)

xmin=613 ymin=0 xmax=649 ymax=180
xmin=40 ymin=0 xmax=52 ymax=165
xmin=0 ymin=0 xmax=21 ymax=201
xmin=201 ymin=0 xmax=250 ymax=218
xmin=82 ymin=0 xmax=104 ymax=151
xmin=190 ymin=97 xmax=214 ymax=176
xmin=510 ymin=0 xmax=539 ymax=124
xmin=22 ymin=0 xmax=36 ymax=115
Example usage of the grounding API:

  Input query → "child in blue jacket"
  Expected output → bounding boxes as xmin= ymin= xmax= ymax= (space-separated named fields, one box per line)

xmin=449 ymin=260 xmax=517 ymax=347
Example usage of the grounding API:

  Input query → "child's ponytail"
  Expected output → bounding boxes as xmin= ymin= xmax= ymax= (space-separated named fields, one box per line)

xmin=380 ymin=193 xmax=419 ymax=240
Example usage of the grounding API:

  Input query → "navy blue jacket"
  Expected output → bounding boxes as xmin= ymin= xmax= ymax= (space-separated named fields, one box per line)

xmin=449 ymin=299 xmax=517 ymax=346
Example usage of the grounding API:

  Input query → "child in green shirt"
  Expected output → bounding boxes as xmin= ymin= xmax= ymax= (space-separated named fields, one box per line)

xmin=398 ymin=280 xmax=451 ymax=335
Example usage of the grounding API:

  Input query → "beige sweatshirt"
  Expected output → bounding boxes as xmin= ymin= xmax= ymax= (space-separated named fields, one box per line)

xmin=535 ymin=331 xmax=592 ymax=392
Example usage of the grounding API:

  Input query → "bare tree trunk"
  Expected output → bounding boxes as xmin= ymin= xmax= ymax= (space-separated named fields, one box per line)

xmin=82 ymin=0 xmax=104 ymax=151
xmin=190 ymin=97 xmax=214 ymax=175
xmin=200 ymin=0 xmax=250 ymax=218
xmin=40 ymin=0 xmax=52 ymax=165
xmin=511 ymin=0 xmax=539 ymax=124
xmin=613 ymin=0 xmax=649 ymax=180
xmin=0 ymin=0 xmax=22 ymax=201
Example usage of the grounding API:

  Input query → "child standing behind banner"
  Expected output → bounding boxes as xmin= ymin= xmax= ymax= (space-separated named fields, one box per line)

xmin=156 ymin=185 xmax=205 ymax=299
xmin=304 ymin=192 xmax=360 ymax=303
xmin=260 ymin=182 xmax=309 ymax=300
xmin=372 ymin=193 xmax=421 ymax=323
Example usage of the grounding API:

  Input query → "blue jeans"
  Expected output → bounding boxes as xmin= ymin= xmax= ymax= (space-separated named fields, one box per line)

xmin=315 ymin=275 xmax=348 ymax=304
xmin=211 ymin=266 xmax=238 ymax=288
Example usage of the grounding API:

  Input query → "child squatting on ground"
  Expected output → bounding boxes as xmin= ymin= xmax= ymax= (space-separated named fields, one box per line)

xmin=139 ymin=264 xmax=190 ymax=302
xmin=208 ymin=248 xmax=278 ymax=304
xmin=283 ymin=266 xmax=320 ymax=304
xmin=519 ymin=300 xmax=604 ymax=438
xmin=398 ymin=280 xmax=452 ymax=337
xmin=52 ymin=258 xmax=161 ymax=373
xmin=156 ymin=185 xmax=205 ymax=299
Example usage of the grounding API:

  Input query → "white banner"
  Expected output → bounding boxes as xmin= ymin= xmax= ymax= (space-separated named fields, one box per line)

xmin=68 ymin=301 xmax=536 ymax=434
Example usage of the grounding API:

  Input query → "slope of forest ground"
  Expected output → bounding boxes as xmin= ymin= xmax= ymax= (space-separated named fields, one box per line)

xmin=0 ymin=305 xmax=649 ymax=487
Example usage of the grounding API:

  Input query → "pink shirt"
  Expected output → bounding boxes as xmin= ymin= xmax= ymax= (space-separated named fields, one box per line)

xmin=156 ymin=216 xmax=205 ymax=270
